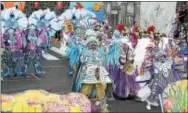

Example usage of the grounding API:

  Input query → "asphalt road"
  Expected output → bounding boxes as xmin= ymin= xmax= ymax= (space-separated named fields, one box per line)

xmin=1 ymin=45 xmax=161 ymax=112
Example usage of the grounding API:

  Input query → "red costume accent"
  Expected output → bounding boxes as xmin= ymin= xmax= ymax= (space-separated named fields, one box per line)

xmin=75 ymin=2 xmax=84 ymax=9
xmin=117 ymin=24 xmax=125 ymax=31
xmin=134 ymin=26 xmax=140 ymax=32
xmin=146 ymin=25 xmax=155 ymax=34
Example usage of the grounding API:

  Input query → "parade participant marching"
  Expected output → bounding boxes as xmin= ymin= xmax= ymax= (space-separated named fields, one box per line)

xmin=113 ymin=42 xmax=139 ymax=99
xmin=72 ymin=29 xmax=112 ymax=111
xmin=57 ymin=5 xmax=97 ymax=77
xmin=106 ymin=24 xmax=126 ymax=81
xmin=26 ymin=8 xmax=59 ymax=76
xmin=1 ymin=7 xmax=28 ymax=77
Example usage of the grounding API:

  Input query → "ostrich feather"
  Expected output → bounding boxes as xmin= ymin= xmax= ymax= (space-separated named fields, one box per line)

xmin=1 ymin=8 xmax=28 ymax=30
xmin=43 ymin=9 xmax=56 ymax=21
xmin=28 ymin=10 xmax=43 ymax=26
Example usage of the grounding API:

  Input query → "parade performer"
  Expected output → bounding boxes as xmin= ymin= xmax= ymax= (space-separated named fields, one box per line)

xmin=27 ymin=8 xmax=59 ymax=76
xmin=23 ymin=24 xmax=43 ymax=76
xmin=57 ymin=5 xmax=97 ymax=77
xmin=113 ymin=42 xmax=139 ymax=99
xmin=1 ymin=7 xmax=28 ymax=77
xmin=136 ymin=37 xmax=182 ymax=110
xmin=72 ymin=29 xmax=112 ymax=110
xmin=136 ymin=50 xmax=176 ymax=110
xmin=106 ymin=24 xmax=125 ymax=81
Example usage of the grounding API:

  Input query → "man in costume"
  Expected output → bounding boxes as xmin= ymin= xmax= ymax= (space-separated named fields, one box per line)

xmin=26 ymin=8 xmax=59 ymax=77
xmin=72 ymin=29 xmax=111 ymax=111
xmin=62 ymin=19 xmax=81 ymax=77
xmin=1 ymin=8 xmax=28 ymax=77
xmin=114 ymin=42 xmax=139 ymax=99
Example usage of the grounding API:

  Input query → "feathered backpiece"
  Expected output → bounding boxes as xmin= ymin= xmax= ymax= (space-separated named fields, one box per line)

xmin=57 ymin=9 xmax=73 ymax=30
xmin=76 ymin=17 xmax=97 ymax=36
xmin=29 ymin=9 xmax=59 ymax=37
xmin=72 ymin=6 xmax=96 ymax=20
xmin=1 ymin=7 xmax=28 ymax=49
xmin=2 ymin=7 xmax=28 ymax=31
xmin=58 ymin=6 xmax=97 ymax=32
xmin=146 ymin=25 xmax=155 ymax=34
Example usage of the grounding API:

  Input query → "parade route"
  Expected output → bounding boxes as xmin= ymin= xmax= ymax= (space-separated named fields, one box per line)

xmin=1 ymin=45 xmax=161 ymax=112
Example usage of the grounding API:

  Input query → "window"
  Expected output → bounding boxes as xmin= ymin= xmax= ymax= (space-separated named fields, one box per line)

xmin=127 ymin=2 xmax=134 ymax=14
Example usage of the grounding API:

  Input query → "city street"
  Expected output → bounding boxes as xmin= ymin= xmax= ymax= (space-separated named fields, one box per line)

xmin=1 ymin=43 xmax=161 ymax=112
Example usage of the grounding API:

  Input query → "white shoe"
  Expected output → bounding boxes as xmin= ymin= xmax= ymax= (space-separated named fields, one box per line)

xmin=151 ymin=101 xmax=159 ymax=107
xmin=146 ymin=104 xmax=151 ymax=110
xmin=95 ymin=101 xmax=100 ymax=106
xmin=141 ymin=98 xmax=145 ymax=101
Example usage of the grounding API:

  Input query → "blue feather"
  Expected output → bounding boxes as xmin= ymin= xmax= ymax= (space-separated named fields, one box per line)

xmin=106 ymin=41 xmax=120 ymax=66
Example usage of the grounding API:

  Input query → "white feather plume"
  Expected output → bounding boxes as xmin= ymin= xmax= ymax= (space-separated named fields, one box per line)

xmin=133 ymin=38 xmax=155 ymax=71
xmin=28 ymin=9 xmax=59 ymax=36
xmin=1 ymin=7 xmax=28 ymax=30
xmin=58 ymin=7 xmax=97 ymax=30
xmin=28 ymin=9 xmax=43 ymax=26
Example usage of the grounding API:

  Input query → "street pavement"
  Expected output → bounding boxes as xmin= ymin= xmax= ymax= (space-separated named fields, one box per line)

xmin=1 ymin=43 xmax=161 ymax=112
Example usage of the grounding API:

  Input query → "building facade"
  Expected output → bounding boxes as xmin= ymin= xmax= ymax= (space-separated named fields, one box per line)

xmin=103 ymin=2 xmax=141 ymax=28
xmin=23 ymin=1 xmax=70 ymax=17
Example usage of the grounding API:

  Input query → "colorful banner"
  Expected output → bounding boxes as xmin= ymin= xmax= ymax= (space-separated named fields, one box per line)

xmin=69 ymin=2 xmax=104 ymax=22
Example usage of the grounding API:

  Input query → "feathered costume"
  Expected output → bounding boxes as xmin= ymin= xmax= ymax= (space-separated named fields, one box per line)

xmin=1 ymin=8 xmax=28 ymax=77
xmin=135 ymin=37 xmax=183 ymax=111
xmin=107 ymin=25 xmax=140 ymax=98
xmin=106 ymin=26 xmax=123 ymax=81
xmin=57 ymin=6 xmax=97 ymax=76
xmin=72 ymin=28 xmax=112 ymax=102
xmin=25 ymin=9 xmax=59 ymax=76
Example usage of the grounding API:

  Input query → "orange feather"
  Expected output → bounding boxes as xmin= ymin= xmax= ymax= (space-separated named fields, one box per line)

xmin=2 ymin=2 xmax=25 ymax=11
xmin=75 ymin=2 xmax=84 ymax=9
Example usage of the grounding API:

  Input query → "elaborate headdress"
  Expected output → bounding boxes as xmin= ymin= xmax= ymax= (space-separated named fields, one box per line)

xmin=85 ymin=29 xmax=99 ymax=45
xmin=76 ymin=17 xmax=97 ymax=34
xmin=116 ymin=24 xmax=125 ymax=31
xmin=146 ymin=25 xmax=155 ymax=34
